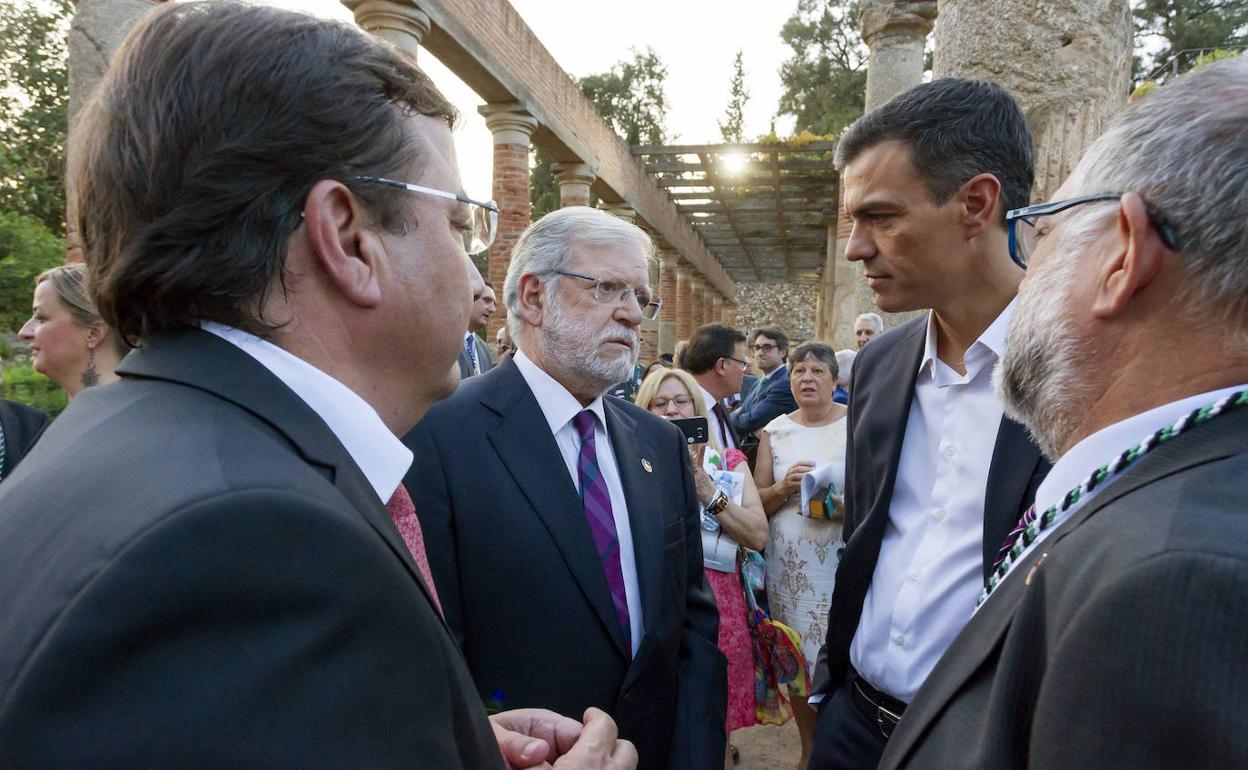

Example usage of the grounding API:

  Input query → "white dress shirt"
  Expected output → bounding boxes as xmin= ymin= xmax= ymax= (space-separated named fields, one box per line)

xmin=849 ymin=300 xmax=1016 ymax=702
xmin=202 ymin=322 xmax=412 ymax=504
xmin=513 ymin=350 xmax=645 ymax=654
xmin=701 ymin=385 xmax=736 ymax=450
xmin=983 ymin=383 xmax=1248 ymax=605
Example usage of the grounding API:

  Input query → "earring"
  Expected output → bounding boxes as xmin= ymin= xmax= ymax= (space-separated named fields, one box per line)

xmin=81 ymin=345 xmax=99 ymax=388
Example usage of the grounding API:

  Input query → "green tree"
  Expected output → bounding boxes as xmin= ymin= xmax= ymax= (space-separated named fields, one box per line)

xmin=776 ymin=0 xmax=867 ymax=137
xmin=1134 ymin=0 xmax=1248 ymax=80
xmin=719 ymin=50 xmax=749 ymax=143
xmin=0 ymin=0 xmax=71 ymax=235
xmin=0 ymin=210 xmax=64 ymax=332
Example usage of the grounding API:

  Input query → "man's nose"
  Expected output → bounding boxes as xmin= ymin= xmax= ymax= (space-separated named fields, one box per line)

xmin=844 ymin=222 xmax=875 ymax=263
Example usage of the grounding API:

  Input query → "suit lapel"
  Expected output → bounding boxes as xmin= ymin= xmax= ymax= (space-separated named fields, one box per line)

xmin=981 ymin=416 xmax=1047 ymax=581
xmin=481 ymin=360 xmax=630 ymax=657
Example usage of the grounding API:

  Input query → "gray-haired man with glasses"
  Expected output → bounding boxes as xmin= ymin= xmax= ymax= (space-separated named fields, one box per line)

xmin=402 ymin=205 xmax=727 ymax=770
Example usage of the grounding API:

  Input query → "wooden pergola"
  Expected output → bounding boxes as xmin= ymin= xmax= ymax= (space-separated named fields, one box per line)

xmin=632 ymin=140 xmax=839 ymax=285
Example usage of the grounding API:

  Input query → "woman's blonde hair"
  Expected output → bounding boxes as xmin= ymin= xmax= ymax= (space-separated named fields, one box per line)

xmin=634 ymin=367 xmax=723 ymax=454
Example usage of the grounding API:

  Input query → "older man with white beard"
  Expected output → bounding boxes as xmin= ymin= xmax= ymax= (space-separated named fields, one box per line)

xmin=877 ymin=55 xmax=1248 ymax=770
xmin=402 ymin=206 xmax=727 ymax=770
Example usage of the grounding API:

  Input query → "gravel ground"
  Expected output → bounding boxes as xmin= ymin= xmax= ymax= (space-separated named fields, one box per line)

xmin=731 ymin=720 xmax=800 ymax=770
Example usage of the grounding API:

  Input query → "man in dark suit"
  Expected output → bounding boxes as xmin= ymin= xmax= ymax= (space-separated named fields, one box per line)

xmin=0 ymin=4 xmax=633 ymax=767
xmin=0 ymin=361 xmax=48 ymax=482
xmin=731 ymin=325 xmax=798 ymax=436
xmin=405 ymin=205 xmax=727 ymax=770
xmin=880 ymin=54 xmax=1248 ymax=770
xmin=459 ymin=271 xmax=497 ymax=379
xmin=807 ymin=79 xmax=1050 ymax=769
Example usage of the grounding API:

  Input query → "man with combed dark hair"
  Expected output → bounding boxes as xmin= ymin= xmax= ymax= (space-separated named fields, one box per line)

xmin=730 ymin=325 xmax=798 ymax=437
xmin=0 ymin=3 xmax=634 ymax=767
xmin=807 ymin=78 xmax=1050 ymax=769
xmin=683 ymin=323 xmax=750 ymax=451
xmin=880 ymin=54 xmax=1248 ymax=770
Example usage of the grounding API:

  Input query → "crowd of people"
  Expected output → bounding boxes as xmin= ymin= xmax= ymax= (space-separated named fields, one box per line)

xmin=0 ymin=2 xmax=1245 ymax=769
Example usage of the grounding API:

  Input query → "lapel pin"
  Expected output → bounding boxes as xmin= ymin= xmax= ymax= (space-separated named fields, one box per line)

xmin=641 ymin=458 xmax=653 ymax=473
xmin=1025 ymin=552 xmax=1049 ymax=586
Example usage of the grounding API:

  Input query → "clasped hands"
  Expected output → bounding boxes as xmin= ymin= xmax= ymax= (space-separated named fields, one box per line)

xmin=490 ymin=707 xmax=637 ymax=769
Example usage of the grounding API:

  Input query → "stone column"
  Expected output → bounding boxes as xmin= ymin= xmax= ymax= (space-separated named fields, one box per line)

xmin=933 ymin=0 xmax=1132 ymax=202
xmin=552 ymin=161 xmax=595 ymax=208
xmin=658 ymin=253 xmax=679 ymax=355
xmin=480 ymin=102 xmax=539 ymax=338
xmin=690 ymin=279 xmax=706 ymax=331
xmin=860 ymin=0 xmax=938 ymax=109
xmin=676 ymin=268 xmax=694 ymax=343
xmin=343 ymin=0 xmax=430 ymax=58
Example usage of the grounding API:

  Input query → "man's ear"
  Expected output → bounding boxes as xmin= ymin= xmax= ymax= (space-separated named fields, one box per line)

xmin=515 ymin=273 xmax=546 ymax=328
xmin=302 ymin=179 xmax=383 ymax=308
xmin=1091 ymin=193 xmax=1166 ymax=319
xmin=959 ymin=173 xmax=1003 ymax=239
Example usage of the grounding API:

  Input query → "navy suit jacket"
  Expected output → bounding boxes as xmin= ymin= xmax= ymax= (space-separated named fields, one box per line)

xmin=0 ymin=399 xmax=48 ymax=480
xmin=456 ymin=332 xmax=495 ymax=380
xmin=403 ymin=356 xmax=727 ymax=770
xmin=730 ymin=364 xmax=798 ymax=435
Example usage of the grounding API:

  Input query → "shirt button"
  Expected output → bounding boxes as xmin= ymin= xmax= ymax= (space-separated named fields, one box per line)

xmin=893 ymin=634 xmax=907 ymax=647
xmin=932 ymin=508 xmax=948 ymax=522
xmin=944 ymin=445 xmax=957 ymax=457
xmin=907 ymin=570 xmax=921 ymax=582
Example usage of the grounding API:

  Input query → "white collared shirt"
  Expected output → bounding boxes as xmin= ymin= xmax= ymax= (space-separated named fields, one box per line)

xmin=701 ymin=385 xmax=736 ymax=450
xmin=849 ymin=299 xmax=1017 ymax=702
xmin=512 ymin=350 xmax=644 ymax=654
xmin=984 ymin=383 xmax=1248 ymax=603
xmin=201 ymin=322 xmax=412 ymax=504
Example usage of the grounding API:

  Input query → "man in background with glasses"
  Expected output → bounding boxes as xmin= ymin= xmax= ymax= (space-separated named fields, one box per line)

xmin=807 ymin=78 xmax=1051 ymax=769
xmin=403 ymin=205 xmax=727 ymax=770
xmin=880 ymin=53 xmax=1248 ymax=770
xmin=683 ymin=324 xmax=751 ymax=451
xmin=731 ymin=325 xmax=799 ymax=438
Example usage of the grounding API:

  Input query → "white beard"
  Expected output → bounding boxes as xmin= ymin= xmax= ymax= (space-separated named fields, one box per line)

xmin=542 ymin=292 xmax=639 ymax=394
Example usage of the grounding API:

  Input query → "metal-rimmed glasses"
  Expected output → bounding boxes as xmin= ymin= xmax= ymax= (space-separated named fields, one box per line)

xmin=554 ymin=270 xmax=663 ymax=320
xmin=355 ymin=176 xmax=499 ymax=255
xmin=723 ymin=355 xmax=750 ymax=369
xmin=1006 ymin=192 xmax=1181 ymax=268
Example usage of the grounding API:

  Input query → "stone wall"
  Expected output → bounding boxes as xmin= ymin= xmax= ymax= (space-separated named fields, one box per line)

xmin=734 ymin=283 xmax=818 ymax=342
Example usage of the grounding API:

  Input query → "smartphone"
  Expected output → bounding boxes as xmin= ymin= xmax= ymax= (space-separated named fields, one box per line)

xmin=671 ymin=416 xmax=709 ymax=445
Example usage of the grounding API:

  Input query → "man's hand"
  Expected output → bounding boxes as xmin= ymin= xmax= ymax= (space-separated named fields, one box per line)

xmin=552 ymin=709 xmax=637 ymax=769
xmin=490 ymin=707 xmax=636 ymax=769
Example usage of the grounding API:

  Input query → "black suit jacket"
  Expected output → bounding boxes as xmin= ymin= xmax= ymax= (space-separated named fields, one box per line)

xmin=730 ymin=364 xmax=798 ymax=436
xmin=457 ymin=332 xmax=495 ymax=379
xmin=812 ymin=314 xmax=1050 ymax=696
xmin=0 ymin=329 xmax=501 ymax=768
xmin=0 ymin=399 xmax=48 ymax=479
xmin=881 ymin=405 xmax=1248 ymax=770
xmin=403 ymin=356 xmax=727 ymax=770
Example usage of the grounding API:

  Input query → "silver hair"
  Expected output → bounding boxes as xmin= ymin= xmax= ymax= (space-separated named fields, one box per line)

xmin=835 ymin=348 xmax=857 ymax=384
xmin=854 ymin=312 xmax=884 ymax=332
xmin=503 ymin=206 xmax=656 ymax=344
xmin=1068 ymin=54 xmax=1248 ymax=340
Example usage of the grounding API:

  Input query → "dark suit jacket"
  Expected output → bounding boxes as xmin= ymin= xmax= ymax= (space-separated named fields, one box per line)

xmin=880 ymin=406 xmax=1248 ymax=770
xmin=811 ymin=314 xmax=1051 ymax=696
xmin=0 ymin=329 xmax=501 ymax=768
xmin=403 ymin=356 xmax=727 ymax=770
xmin=730 ymin=364 xmax=798 ymax=436
xmin=0 ymin=399 xmax=48 ymax=479
xmin=457 ymin=332 xmax=495 ymax=380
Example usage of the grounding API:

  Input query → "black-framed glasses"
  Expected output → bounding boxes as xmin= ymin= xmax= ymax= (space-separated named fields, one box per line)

xmin=554 ymin=270 xmax=662 ymax=320
xmin=355 ymin=176 xmax=499 ymax=255
xmin=752 ymin=343 xmax=778 ymax=352
xmin=1006 ymin=192 xmax=1180 ymax=268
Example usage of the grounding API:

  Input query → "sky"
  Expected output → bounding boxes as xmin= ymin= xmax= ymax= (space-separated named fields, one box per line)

xmin=273 ymin=0 xmax=805 ymax=200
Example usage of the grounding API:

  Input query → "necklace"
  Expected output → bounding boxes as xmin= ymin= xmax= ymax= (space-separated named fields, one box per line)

xmin=978 ymin=389 xmax=1248 ymax=608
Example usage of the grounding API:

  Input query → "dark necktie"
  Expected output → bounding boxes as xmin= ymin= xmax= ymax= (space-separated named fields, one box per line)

xmin=464 ymin=334 xmax=480 ymax=375
xmin=386 ymin=484 xmax=444 ymax=618
xmin=712 ymin=401 xmax=734 ymax=449
xmin=572 ymin=410 xmax=631 ymax=651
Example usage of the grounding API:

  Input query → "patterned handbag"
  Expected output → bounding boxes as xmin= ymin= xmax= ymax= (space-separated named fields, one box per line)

xmin=737 ymin=546 xmax=811 ymax=724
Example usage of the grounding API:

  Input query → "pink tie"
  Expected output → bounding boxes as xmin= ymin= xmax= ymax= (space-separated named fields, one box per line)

xmin=386 ymin=484 xmax=443 ymax=618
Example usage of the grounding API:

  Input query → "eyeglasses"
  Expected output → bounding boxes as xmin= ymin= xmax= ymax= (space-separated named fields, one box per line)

xmin=355 ymin=176 xmax=499 ymax=255
xmin=650 ymin=395 xmax=694 ymax=410
xmin=723 ymin=356 xmax=750 ymax=370
xmin=554 ymin=270 xmax=662 ymax=321
xmin=1006 ymin=192 xmax=1180 ymax=268
xmin=752 ymin=343 xmax=778 ymax=352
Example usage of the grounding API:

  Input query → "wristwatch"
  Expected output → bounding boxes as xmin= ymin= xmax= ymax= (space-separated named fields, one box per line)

xmin=706 ymin=490 xmax=729 ymax=517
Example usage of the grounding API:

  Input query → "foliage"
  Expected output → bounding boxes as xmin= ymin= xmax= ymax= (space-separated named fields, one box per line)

xmin=718 ymin=50 xmax=749 ymax=143
xmin=2 ymin=362 xmax=67 ymax=418
xmin=0 ymin=0 xmax=71 ymax=235
xmin=1133 ymin=0 xmax=1248 ymax=81
xmin=530 ymin=147 xmax=562 ymax=221
xmin=776 ymin=0 xmax=867 ymax=138
xmin=0 ymin=210 xmax=64 ymax=332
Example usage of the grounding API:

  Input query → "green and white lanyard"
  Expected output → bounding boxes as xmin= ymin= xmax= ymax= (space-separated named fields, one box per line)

xmin=977 ymin=389 xmax=1248 ymax=610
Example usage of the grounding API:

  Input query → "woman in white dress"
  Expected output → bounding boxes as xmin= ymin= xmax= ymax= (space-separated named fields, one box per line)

xmin=754 ymin=341 xmax=848 ymax=770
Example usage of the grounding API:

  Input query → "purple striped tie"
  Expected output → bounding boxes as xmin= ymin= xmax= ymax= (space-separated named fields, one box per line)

xmin=573 ymin=410 xmax=631 ymax=651
xmin=993 ymin=504 xmax=1037 ymax=572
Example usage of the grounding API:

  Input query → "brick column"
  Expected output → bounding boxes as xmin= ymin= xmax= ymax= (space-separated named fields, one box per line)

xmin=553 ymin=162 xmax=595 ymax=208
xmin=690 ymin=279 xmax=706 ymax=331
xmin=702 ymin=289 xmax=715 ymax=328
xmin=638 ymin=257 xmax=659 ymax=363
xmin=480 ymin=102 xmax=538 ymax=338
xmin=676 ymin=267 xmax=693 ymax=343
xmin=658 ymin=252 xmax=679 ymax=355
xmin=712 ymin=295 xmax=723 ymax=325
xmin=723 ymin=303 xmax=737 ymax=326
xmin=344 ymin=0 xmax=430 ymax=58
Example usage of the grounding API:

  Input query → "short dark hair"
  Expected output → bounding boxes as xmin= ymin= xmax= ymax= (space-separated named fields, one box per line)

xmin=683 ymin=324 xmax=748 ymax=375
xmin=789 ymin=341 xmax=839 ymax=379
xmin=835 ymin=78 xmax=1034 ymax=222
xmin=752 ymin=326 xmax=789 ymax=355
xmin=72 ymin=1 xmax=458 ymax=344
